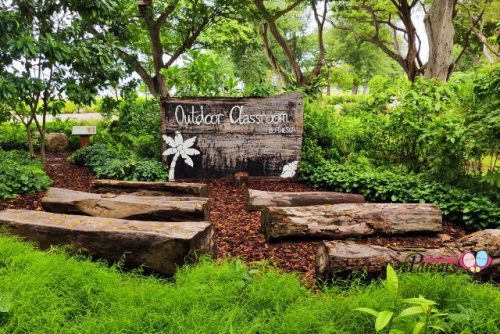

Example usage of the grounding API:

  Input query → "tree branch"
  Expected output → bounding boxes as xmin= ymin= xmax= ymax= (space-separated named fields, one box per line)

xmin=260 ymin=22 xmax=291 ymax=86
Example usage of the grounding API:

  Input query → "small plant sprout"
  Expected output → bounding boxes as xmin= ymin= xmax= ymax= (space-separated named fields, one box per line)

xmin=162 ymin=131 xmax=200 ymax=181
xmin=355 ymin=264 xmax=447 ymax=334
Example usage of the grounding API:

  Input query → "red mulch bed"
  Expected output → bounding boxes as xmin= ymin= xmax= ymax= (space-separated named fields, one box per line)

xmin=0 ymin=151 xmax=467 ymax=281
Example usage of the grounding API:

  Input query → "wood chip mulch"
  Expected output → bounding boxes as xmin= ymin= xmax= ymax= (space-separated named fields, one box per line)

xmin=0 ymin=151 xmax=467 ymax=281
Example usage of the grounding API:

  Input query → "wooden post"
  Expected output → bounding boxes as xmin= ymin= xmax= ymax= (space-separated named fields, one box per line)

xmin=80 ymin=135 xmax=90 ymax=148
xmin=233 ymin=172 xmax=249 ymax=187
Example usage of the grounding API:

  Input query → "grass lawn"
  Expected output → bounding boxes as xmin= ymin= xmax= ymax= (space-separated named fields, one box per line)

xmin=0 ymin=234 xmax=498 ymax=333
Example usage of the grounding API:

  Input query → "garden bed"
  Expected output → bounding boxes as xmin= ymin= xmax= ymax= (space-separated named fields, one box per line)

xmin=0 ymin=151 xmax=471 ymax=282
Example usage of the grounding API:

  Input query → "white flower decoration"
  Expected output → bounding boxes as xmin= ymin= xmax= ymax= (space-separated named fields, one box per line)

xmin=162 ymin=131 xmax=200 ymax=181
xmin=280 ymin=160 xmax=298 ymax=178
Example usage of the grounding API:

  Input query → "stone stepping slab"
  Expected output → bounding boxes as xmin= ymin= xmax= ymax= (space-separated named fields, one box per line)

xmin=92 ymin=179 xmax=209 ymax=197
xmin=261 ymin=203 xmax=442 ymax=241
xmin=0 ymin=209 xmax=215 ymax=275
xmin=42 ymin=187 xmax=210 ymax=222
xmin=245 ymin=189 xmax=365 ymax=211
xmin=316 ymin=229 xmax=499 ymax=281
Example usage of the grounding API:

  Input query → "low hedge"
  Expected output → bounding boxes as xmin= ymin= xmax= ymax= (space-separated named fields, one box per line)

xmin=300 ymin=161 xmax=500 ymax=230
xmin=0 ymin=150 xmax=51 ymax=200
xmin=68 ymin=144 xmax=167 ymax=181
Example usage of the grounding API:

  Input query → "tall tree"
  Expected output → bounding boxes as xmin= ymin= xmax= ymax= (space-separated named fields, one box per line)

xmin=254 ymin=0 xmax=329 ymax=88
xmin=0 ymin=0 xmax=122 ymax=165
xmin=330 ymin=0 xmax=485 ymax=81
xmin=85 ymin=0 xmax=243 ymax=97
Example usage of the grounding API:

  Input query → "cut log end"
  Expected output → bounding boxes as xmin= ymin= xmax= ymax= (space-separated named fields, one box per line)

xmin=315 ymin=242 xmax=331 ymax=280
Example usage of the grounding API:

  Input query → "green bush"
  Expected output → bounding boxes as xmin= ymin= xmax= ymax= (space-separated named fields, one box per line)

xmin=0 ymin=150 xmax=51 ymax=200
xmin=68 ymin=144 xmax=167 ymax=181
xmin=305 ymin=70 xmax=500 ymax=184
xmin=0 ymin=234 xmax=498 ymax=333
xmin=300 ymin=161 xmax=500 ymax=230
xmin=0 ymin=123 xmax=35 ymax=151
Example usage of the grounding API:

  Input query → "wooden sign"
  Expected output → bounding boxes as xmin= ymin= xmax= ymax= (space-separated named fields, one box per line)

xmin=160 ymin=93 xmax=303 ymax=180
xmin=71 ymin=126 xmax=96 ymax=135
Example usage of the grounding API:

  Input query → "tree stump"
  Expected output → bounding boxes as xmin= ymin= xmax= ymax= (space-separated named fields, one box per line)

xmin=233 ymin=172 xmax=249 ymax=187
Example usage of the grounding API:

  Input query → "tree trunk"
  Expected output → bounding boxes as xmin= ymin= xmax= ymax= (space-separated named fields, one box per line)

xmin=245 ymin=189 xmax=365 ymax=211
xmin=0 ymin=209 xmax=215 ymax=275
xmin=91 ymin=179 xmax=209 ymax=197
xmin=424 ymin=0 xmax=456 ymax=81
xmin=42 ymin=187 xmax=210 ymax=221
xmin=26 ymin=125 xmax=35 ymax=158
xmin=351 ymin=85 xmax=358 ymax=94
xmin=316 ymin=229 xmax=499 ymax=281
xmin=261 ymin=203 xmax=442 ymax=241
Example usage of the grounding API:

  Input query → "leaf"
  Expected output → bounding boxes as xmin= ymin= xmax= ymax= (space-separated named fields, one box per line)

xmin=0 ymin=294 xmax=11 ymax=313
xmin=397 ymin=306 xmax=423 ymax=318
xmin=183 ymin=136 xmax=197 ymax=149
xmin=174 ymin=131 xmax=183 ymax=146
xmin=385 ymin=264 xmax=398 ymax=296
xmin=389 ymin=330 xmax=405 ymax=334
xmin=162 ymin=148 xmax=176 ymax=156
xmin=375 ymin=311 xmax=393 ymax=332
xmin=162 ymin=135 xmax=175 ymax=147
xmin=184 ymin=148 xmax=200 ymax=156
xmin=403 ymin=295 xmax=436 ymax=306
xmin=412 ymin=321 xmax=425 ymax=334
xmin=182 ymin=154 xmax=194 ymax=167
xmin=354 ymin=307 xmax=379 ymax=317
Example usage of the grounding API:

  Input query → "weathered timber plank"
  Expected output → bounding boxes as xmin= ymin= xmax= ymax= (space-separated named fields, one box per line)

xmin=316 ymin=229 xmax=500 ymax=280
xmin=92 ymin=179 xmax=209 ymax=197
xmin=245 ymin=189 xmax=365 ymax=211
xmin=42 ymin=187 xmax=210 ymax=221
xmin=0 ymin=209 xmax=215 ymax=275
xmin=261 ymin=203 xmax=442 ymax=241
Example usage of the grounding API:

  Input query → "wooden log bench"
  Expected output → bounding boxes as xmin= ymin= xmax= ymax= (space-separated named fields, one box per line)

xmin=316 ymin=229 xmax=499 ymax=281
xmin=0 ymin=209 xmax=215 ymax=275
xmin=42 ymin=187 xmax=210 ymax=221
xmin=92 ymin=179 xmax=209 ymax=197
xmin=261 ymin=203 xmax=442 ymax=241
xmin=245 ymin=189 xmax=365 ymax=211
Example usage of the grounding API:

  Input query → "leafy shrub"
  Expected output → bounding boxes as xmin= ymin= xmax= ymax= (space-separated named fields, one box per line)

xmin=0 ymin=150 xmax=51 ymax=199
xmin=305 ymin=71 xmax=500 ymax=184
xmin=300 ymin=161 xmax=500 ymax=230
xmin=0 ymin=234 xmax=498 ymax=333
xmin=68 ymin=144 xmax=167 ymax=181
xmin=0 ymin=123 xmax=35 ymax=151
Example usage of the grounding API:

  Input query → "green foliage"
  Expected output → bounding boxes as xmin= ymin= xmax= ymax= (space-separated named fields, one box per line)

xmin=166 ymin=50 xmax=240 ymax=97
xmin=356 ymin=265 xmax=448 ymax=334
xmin=0 ymin=234 xmax=499 ymax=333
xmin=68 ymin=144 xmax=167 ymax=181
xmin=0 ymin=150 xmax=51 ymax=200
xmin=0 ymin=123 xmax=34 ymax=151
xmin=92 ymin=93 xmax=163 ymax=160
xmin=305 ymin=70 xmax=500 ymax=185
xmin=300 ymin=161 xmax=500 ymax=230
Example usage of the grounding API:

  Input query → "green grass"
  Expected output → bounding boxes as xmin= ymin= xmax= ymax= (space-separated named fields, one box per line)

xmin=0 ymin=234 xmax=498 ymax=333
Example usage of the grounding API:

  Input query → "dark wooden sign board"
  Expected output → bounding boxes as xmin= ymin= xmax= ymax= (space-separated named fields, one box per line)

xmin=160 ymin=92 xmax=303 ymax=180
